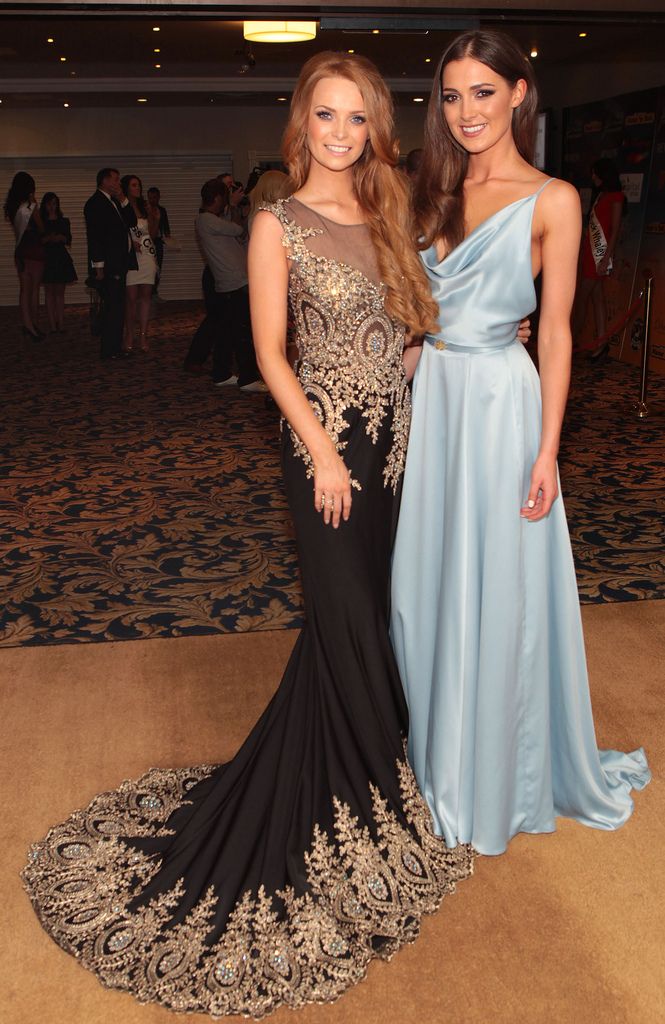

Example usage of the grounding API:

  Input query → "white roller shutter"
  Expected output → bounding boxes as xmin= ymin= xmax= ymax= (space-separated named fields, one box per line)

xmin=0 ymin=152 xmax=232 ymax=305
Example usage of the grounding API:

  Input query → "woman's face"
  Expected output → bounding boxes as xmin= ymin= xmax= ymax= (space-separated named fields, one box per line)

xmin=127 ymin=177 xmax=142 ymax=199
xmin=441 ymin=56 xmax=525 ymax=155
xmin=45 ymin=196 xmax=58 ymax=217
xmin=306 ymin=76 xmax=369 ymax=174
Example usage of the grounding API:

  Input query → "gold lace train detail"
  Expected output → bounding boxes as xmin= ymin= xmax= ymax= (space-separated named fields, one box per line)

xmin=23 ymin=758 xmax=474 ymax=1019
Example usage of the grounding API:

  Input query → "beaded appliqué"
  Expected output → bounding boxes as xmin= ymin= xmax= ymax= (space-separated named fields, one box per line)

xmin=261 ymin=200 xmax=411 ymax=494
xmin=23 ymin=757 xmax=474 ymax=1020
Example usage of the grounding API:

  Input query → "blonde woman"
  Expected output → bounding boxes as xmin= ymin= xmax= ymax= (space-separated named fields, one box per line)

xmin=247 ymin=168 xmax=292 ymax=233
xmin=24 ymin=52 xmax=474 ymax=1018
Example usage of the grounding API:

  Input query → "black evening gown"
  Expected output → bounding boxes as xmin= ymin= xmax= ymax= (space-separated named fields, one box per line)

xmin=23 ymin=197 xmax=474 ymax=1019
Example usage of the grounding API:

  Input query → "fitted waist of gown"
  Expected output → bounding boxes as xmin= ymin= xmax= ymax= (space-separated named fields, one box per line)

xmin=424 ymin=332 xmax=519 ymax=354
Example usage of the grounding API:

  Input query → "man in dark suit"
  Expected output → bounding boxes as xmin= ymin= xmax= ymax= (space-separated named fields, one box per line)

xmin=84 ymin=167 xmax=137 ymax=360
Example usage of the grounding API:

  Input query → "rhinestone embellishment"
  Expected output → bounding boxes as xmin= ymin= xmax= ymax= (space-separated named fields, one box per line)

xmin=107 ymin=928 xmax=133 ymax=952
xmin=367 ymin=874 xmax=388 ymax=900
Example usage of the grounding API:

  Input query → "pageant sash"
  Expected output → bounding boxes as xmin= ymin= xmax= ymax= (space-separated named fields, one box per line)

xmin=589 ymin=197 xmax=612 ymax=274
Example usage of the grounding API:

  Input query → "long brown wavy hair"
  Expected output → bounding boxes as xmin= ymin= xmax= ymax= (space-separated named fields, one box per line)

xmin=414 ymin=30 xmax=539 ymax=255
xmin=283 ymin=51 xmax=438 ymax=336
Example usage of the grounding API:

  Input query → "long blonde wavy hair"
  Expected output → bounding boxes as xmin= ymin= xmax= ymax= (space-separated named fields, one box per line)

xmin=283 ymin=51 xmax=438 ymax=337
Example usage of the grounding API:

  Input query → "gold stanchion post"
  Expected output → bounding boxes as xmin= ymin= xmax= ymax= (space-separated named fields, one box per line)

xmin=635 ymin=274 xmax=653 ymax=419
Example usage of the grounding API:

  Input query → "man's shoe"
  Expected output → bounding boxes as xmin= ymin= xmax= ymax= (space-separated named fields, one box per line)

xmin=239 ymin=379 xmax=268 ymax=393
xmin=213 ymin=374 xmax=239 ymax=387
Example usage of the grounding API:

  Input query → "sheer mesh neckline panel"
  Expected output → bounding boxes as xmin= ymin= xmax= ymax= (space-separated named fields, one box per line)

xmin=286 ymin=197 xmax=382 ymax=286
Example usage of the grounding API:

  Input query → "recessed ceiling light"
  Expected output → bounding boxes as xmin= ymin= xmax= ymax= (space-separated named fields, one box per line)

xmin=47 ymin=37 xmax=54 ymax=44
xmin=154 ymin=64 xmax=161 ymax=69
xmin=63 ymin=102 xmax=69 ymax=108
xmin=277 ymin=96 xmax=287 ymax=102
xmin=154 ymin=48 xmax=160 ymax=53
xmin=425 ymin=57 xmax=431 ymax=63
xmin=70 ymin=71 xmax=76 ymax=76
xmin=152 ymin=26 xmax=160 ymax=32
xmin=347 ymin=49 xmax=355 ymax=54
xmin=137 ymin=97 xmax=148 ymax=103
xmin=413 ymin=97 xmax=424 ymax=103
xmin=60 ymin=56 xmax=67 ymax=62
xmin=579 ymin=32 xmax=587 ymax=38
xmin=530 ymin=48 xmax=538 ymax=58
xmin=372 ymin=29 xmax=380 ymax=35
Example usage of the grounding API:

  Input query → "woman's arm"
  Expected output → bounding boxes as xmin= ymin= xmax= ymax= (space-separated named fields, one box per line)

xmin=522 ymin=180 xmax=581 ymax=523
xmin=248 ymin=210 xmax=352 ymax=528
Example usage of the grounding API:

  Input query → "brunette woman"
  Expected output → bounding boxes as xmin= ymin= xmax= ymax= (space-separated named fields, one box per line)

xmin=391 ymin=30 xmax=650 ymax=858
xmin=121 ymin=174 xmax=159 ymax=351
xmin=40 ymin=191 xmax=77 ymax=334
xmin=3 ymin=171 xmax=45 ymax=340
xmin=23 ymin=53 xmax=474 ymax=1018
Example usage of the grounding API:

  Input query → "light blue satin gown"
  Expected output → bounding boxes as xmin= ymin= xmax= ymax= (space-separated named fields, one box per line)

xmin=390 ymin=180 xmax=650 ymax=856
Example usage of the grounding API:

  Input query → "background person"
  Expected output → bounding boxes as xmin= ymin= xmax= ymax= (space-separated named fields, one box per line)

xmin=147 ymin=186 xmax=170 ymax=299
xmin=40 ymin=191 xmax=77 ymax=335
xmin=84 ymin=167 xmax=137 ymax=361
xmin=3 ymin=171 xmax=45 ymax=340
xmin=121 ymin=174 xmax=159 ymax=352
xmin=185 ymin=179 xmax=263 ymax=390
xmin=573 ymin=158 xmax=626 ymax=360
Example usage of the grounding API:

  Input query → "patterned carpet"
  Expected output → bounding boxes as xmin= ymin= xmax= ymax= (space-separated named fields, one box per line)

xmin=0 ymin=303 xmax=663 ymax=647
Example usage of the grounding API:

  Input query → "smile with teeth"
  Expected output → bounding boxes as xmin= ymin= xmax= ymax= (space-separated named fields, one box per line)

xmin=325 ymin=144 xmax=352 ymax=154
xmin=461 ymin=123 xmax=487 ymax=136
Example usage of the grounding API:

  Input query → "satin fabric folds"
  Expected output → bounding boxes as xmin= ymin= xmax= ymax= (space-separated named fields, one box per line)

xmin=390 ymin=184 xmax=650 ymax=857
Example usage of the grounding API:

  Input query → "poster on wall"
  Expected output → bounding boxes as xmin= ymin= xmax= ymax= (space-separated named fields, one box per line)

xmin=562 ymin=88 xmax=660 ymax=369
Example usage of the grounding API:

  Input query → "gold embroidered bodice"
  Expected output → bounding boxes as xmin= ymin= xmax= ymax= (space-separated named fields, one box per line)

xmin=262 ymin=197 xmax=410 ymax=493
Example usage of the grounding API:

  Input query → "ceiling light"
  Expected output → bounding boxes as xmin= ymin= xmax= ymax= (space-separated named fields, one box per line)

xmin=347 ymin=49 xmax=355 ymax=54
xmin=154 ymin=64 xmax=161 ymax=69
xmin=137 ymin=97 xmax=148 ymax=103
xmin=530 ymin=48 xmax=538 ymax=58
xmin=63 ymin=102 xmax=69 ymax=108
xmin=579 ymin=32 xmax=587 ymax=38
xmin=60 ymin=56 xmax=67 ymax=62
xmin=152 ymin=26 xmax=160 ymax=32
xmin=47 ymin=37 xmax=54 ymax=44
xmin=372 ymin=29 xmax=380 ymax=35
xmin=243 ymin=21 xmax=316 ymax=43
xmin=413 ymin=97 xmax=424 ymax=103
xmin=70 ymin=71 xmax=76 ymax=76
xmin=425 ymin=57 xmax=431 ymax=63
xmin=154 ymin=48 xmax=160 ymax=53
xmin=277 ymin=96 xmax=287 ymax=102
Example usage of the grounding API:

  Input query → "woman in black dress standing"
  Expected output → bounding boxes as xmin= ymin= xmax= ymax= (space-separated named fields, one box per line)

xmin=40 ymin=192 xmax=77 ymax=335
xmin=23 ymin=53 xmax=474 ymax=1018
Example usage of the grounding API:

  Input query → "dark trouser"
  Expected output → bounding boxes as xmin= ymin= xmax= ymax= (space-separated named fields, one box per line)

xmin=99 ymin=275 xmax=125 ymax=359
xmin=183 ymin=267 xmax=218 ymax=368
xmin=214 ymin=286 xmax=259 ymax=386
xmin=185 ymin=281 xmax=259 ymax=387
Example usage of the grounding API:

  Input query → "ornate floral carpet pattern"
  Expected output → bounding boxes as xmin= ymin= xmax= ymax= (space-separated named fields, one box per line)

xmin=0 ymin=304 xmax=663 ymax=647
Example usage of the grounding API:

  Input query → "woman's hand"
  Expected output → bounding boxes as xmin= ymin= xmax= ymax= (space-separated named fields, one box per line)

xmin=517 ymin=318 xmax=531 ymax=344
xmin=520 ymin=452 xmax=558 ymax=522
xmin=313 ymin=447 xmax=352 ymax=529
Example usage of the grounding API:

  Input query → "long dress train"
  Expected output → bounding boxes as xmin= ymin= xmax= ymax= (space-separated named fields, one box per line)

xmin=23 ymin=197 xmax=474 ymax=1018
xmin=390 ymin=180 xmax=650 ymax=858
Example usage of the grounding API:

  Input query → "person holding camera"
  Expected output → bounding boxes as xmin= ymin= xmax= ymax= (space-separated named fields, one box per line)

xmin=185 ymin=178 xmax=264 ymax=391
